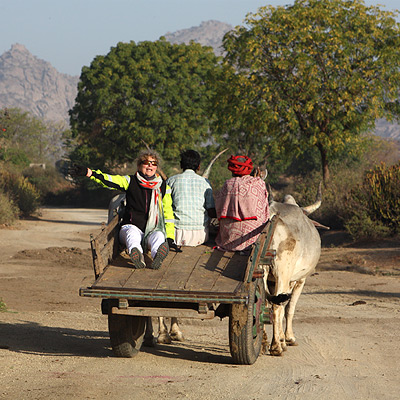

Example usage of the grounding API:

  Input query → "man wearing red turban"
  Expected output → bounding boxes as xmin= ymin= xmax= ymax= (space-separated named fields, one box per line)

xmin=214 ymin=155 xmax=270 ymax=253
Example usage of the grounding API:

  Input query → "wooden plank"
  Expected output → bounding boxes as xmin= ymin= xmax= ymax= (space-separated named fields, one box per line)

xmin=120 ymin=250 xmax=180 ymax=290
xmin=211 ymin=252 xmax=248 ymax=293
xmin=90 ymin=234 xmax=101 ymax=278
xmin=92 ymin=264 xmax=134 ymax=289
xmin=99 ymin=236 xmax=114 ymax=266
xmin=244 ymin=231 xmax=266 ymax=283
xmin=244 ymin=216 xmax=279 ymax=282
xmin=91 ymin=237 xmax=105 ymax=277
xmin=93 ymin=214 xmax=119 ymax=245
xmin=153 ymin=247 xmax=204 ymax=291
xmin=111 ymin=306 xmax=215 ymax=319
xmin=184 ymin=248 xmax=231 ymax=292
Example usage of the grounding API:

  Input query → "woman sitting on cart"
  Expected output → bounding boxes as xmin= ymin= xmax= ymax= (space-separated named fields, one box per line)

xmin=69 ymin=149 xmax=179 ymax=269
xmin=215 ymin=155 xmax=270 ymax=254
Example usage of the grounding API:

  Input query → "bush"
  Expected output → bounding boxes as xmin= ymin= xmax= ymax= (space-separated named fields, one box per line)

xmin=344 ymin=209 xmax=391 ymax=240
xmin=345 ymin=162 xmax=400 ymax=239
xmin=0 ymin=147 xmax=31 ymax=169
xmin=0 ymin=169 xmax=40 ymax=217
xmin=23 ymin=165 xmax=70 ymax=201
xmin=0 ymin=298 xmax=7 ymax=312
xmin=365 ymin=162 xmax=400 ymax=229
xmin=0 ymin=191 xmax=18 ymax=224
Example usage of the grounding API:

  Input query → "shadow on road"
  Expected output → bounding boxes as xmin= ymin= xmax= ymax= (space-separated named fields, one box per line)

xmin=0 ymin=320 xmax=111 ymax=358
xmin=140 ymin=341 xmax=233 ymax=365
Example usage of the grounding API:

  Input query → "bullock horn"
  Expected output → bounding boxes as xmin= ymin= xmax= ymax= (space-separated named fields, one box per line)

xmin=262 ymin=168 xmax=268 ymax=181
xmin=202 ymin=148 xmax=228 ymax=179
xmin=302 ymin=182 xmax=322 ymax=216
xmin=310 ymin=219 xmax=330 ymax=230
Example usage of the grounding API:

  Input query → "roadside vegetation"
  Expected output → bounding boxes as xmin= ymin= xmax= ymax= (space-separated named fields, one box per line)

xmin=1 ymin=0 xmax=400 ymax=241
xmin=0 ymin=298 xmax=7 ymax=312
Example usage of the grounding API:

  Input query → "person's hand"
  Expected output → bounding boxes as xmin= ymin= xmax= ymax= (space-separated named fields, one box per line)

xmin=167 ymin=238 xmax=182 ymax=252
xmin=68 ymin=164 xmax=88 ymax=177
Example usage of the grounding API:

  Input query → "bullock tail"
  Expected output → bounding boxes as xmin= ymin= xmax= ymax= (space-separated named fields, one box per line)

xmin=266 ymin=293 xmax=292 ymax=305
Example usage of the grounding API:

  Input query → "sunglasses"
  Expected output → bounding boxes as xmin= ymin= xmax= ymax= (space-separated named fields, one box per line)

xmin=141 ymin=160 xmax=158 ymax=166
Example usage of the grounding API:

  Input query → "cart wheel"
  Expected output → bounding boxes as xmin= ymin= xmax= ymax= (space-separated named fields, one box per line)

xmin=229 ymin=278 xmax=266 ymax=365
xmin=108 ymin=314 xmax=146 ymax=358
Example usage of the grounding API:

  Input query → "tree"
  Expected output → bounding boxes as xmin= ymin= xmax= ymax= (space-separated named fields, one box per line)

xmin=69 ymin=39 xmax=223 ymax=167
xmin=0 ymin=108 xmax=66 ymax=167
xmin=216 ymin=0 xmax=400 ymax=184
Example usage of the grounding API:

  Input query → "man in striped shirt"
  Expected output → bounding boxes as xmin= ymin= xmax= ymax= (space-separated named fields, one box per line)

xmin=167 ymin=150 xmax=216 ymax=247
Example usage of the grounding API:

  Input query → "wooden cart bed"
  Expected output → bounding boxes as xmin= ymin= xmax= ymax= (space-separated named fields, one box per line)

xmin=80 ymin=243 xmax=251 ymax=303
xmin=79 ymin=213 xmax=277 ymax=304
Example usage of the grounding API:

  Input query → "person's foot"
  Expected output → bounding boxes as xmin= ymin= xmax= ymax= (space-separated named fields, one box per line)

xmin=129 ymin=248 xmax=146 ymax=269
xmin=150 ymin=241 xmax=169 ymax=270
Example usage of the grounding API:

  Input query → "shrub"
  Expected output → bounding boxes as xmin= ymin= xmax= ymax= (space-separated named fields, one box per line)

xmin=23 ymin=165 xmax=70 ymax=201
xmin=0 ymin=147 xmax=30 ymax=169
xmin=0 ymin=170 xmax=40 ymax=217
xmin=345 ymin=162 xmax=400 ymax=239
xmin=344 ymin=209 xmax=391 ymax=240
xmin=0 ymin=298 xmax=7 ymax=312
xmin=365 ymin=162 xmax=400 ymax=229
xmin=0 ymin=191 xmax=18 ymax=224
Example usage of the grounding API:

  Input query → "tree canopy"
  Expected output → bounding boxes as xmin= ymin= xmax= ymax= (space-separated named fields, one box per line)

xmin=216 ymin=0 xmax=400 ymax=183
xmin=69 ymin=39 xmax=223 ymax=168
xmin=0 ymin=108 xmax=67 ymax=167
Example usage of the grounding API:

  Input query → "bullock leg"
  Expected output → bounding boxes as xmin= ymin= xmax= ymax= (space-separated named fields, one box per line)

xmin=270 ymin=303 xmax=286 ymax=356
xmin=169 ymin=317 xmax=184 ymax=342
xmin=143 ymin=317 xmax=156 ymax=347
xmin=285 ymin=278 xmax=306 ymax=346
xmin=157 ymin=317 xmax=172 ymax=344
xmin=261 ymin=329 xmax=269 ymax=355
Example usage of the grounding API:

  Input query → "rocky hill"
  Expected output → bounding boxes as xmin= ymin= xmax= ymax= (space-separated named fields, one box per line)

xmin=0 ymin=43 xmax=78 ymax=125
xmin=164 ymin=20 xmax=232 ymax=56
xmin=0 ymin=21 xmax=399 ymax=142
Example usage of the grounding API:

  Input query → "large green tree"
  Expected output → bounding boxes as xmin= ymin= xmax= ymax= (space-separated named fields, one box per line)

xmin=216 ymin=0 xmax=400 ymax=184
xmin=69 ymin=39 xmax=223 ymax=167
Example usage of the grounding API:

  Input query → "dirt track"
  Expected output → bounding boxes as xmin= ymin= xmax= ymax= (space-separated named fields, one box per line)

xmin=0 ymin=208 xmax=399 ymax=400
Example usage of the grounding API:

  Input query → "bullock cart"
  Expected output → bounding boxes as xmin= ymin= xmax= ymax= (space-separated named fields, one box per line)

xmin=80 ymin=212 xmax=277 ymax=365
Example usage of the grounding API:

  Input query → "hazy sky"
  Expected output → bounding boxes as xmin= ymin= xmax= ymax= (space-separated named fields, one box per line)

xmin=1 ymin=0 xmax=399 ymax=76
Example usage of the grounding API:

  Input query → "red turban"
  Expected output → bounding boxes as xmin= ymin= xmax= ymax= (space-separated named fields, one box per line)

xmin=227 ymin=155 xmax=253 ymax=176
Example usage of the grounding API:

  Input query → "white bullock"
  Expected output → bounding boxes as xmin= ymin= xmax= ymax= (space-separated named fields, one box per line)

xmin=264 ymin=191 xmax=322 ymax=356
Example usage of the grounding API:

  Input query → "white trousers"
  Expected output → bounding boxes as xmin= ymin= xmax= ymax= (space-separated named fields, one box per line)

xmin=119 ymin=224 xmax=165 ymax=259
xmin=175 ymin=227 xmax=209 ymax=247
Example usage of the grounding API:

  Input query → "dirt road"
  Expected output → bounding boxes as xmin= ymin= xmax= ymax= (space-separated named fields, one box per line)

xmin=0 ymin=208 xmax=399 ymax=400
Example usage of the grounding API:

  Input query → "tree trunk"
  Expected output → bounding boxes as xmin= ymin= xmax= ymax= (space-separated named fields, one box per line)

xmin=317 ymin=143 xmax=330 ymax=186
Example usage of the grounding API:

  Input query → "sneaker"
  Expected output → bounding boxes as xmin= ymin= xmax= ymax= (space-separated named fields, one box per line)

xmin=151 ymin=241 xmax=169 ymax=270
xmin=129 ymin=248 xmax=146 ymax=269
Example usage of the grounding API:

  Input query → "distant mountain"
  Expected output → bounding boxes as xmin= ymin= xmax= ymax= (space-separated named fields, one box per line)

xmin=0 ymin=22 xmax=399 ymax=143
xmin=0 ymin=43 xmax=78 ymax=125
xmin=164 ymin=20 xmax=233 ymax=56
xmin=374 ymin=118 xmax=400 ymax=141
